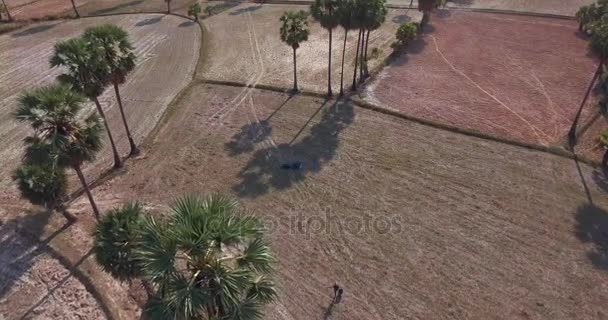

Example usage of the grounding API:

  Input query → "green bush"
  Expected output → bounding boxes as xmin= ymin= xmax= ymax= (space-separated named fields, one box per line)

xmin=13 ymin=164 xmax=67 ymax=209
xmin=393 ymin=22 xmax=418 ymax=51
xmin=188 ymin=2 xmax=202 ymax=21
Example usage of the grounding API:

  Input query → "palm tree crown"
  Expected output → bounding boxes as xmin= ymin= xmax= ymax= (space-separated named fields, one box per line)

xmin=50 ymin=38 xmax=111 ymax=99
xmin=280 ymin=10 xmax=310 ymax=50
xmin=83 ymin=25 xmax=136 ymax=85
xmin=136 ymin=195 xmax=276 ymax=320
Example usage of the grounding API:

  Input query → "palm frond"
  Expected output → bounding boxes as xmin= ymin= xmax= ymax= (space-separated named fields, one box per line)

xmin=137 ymin=216 xmax=178 ymax=284
xmin=246 ymin=275 xmax=276 ymax=304
xmin=236 ymin=238 xmax=274 ymax=274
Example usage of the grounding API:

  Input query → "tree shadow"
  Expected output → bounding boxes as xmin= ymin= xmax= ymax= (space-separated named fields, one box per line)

xmin=575 ymin=203 xmax=608 ymax=270
xmin=232 ymin=99 xmax=354 ymax=198
xmin=435 ymin=8 xmax=452 ymax=18
xmin=204 ymin=1 xmax=241 ymax=16
xmin=0 ymin=209 xmax=73 ymax=300
xmin=391 ymin=36 xmax=429 ymax=67
xmin=448 ymin=0 xmax=475 ymax=5
xmin=89 ymin=0 xmax=145 ymax=15
xmin=225 ymin=120 xmax=273 ymax=156
xmin=11 ymin=23 xmax=56 ymax=38
xmin=592 ymin=168 xmax=608 ymax=193
xmin=224 ymin=95 xmax=293 ymax=156
xmin=392 ymin=14 xmax=412 ymax=24
xmin=178 ymin=20 xmax=196 ymax=28
xmin=322 ymin=302 xmax=336 ymax=319
xmin=135 ymin=16 xmax=163 ymax=27
xmin=229 ymin=5 xmax=262 ymax=15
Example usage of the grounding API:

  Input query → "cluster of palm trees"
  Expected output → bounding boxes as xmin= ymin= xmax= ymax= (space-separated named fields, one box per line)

xmin=13 ymin=24 xmax=138 ymax=221
xmin=280 ymin=0 xmax=388 ymax=96
xmin=94 ymin=195 xmax=277 ymax=319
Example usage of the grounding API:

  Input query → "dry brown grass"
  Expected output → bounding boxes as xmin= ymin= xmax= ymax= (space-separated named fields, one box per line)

xmin=83 ymin=83 xmax=608 ymax=320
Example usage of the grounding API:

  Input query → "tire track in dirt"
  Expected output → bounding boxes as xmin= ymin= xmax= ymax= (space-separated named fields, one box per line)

xmin=429 ymin=35 xmax=552 ymax=144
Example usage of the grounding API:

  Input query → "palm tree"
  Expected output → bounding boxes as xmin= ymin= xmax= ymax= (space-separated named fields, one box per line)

xmin=137 ymin=194 xmax=276 ymax=319
xmin=69 ymin=0 xmax=80 ymax=18
xmin=94 ymin=202 xmax=154 ymax=295
xmin=336 ymin=0 xmax=354 ymax=96
xmin=165 ymin=0 xmax=172 ymax=14
xmin=418 ymin=0 xmax=441 ymax=27
xmin=50 ymin=37 xmax=123 ymax=168
xmin=569 ymin=20 xmax=608 ymax=147
xmin=13 ymin=163 xmax=75 ymax=222
xmin=15 ymin=84 xmax=104 ymax=220
xmin=351 ymin=0 xmax=366 ymax=91
xmin=84 ymin=25 xmax=140 ymax=156
xmin=280 ymin=11 xmax=310 ymax=92
xmin=1 ymin=0 xmax=12 ymax=21
xmin=311 ymin=0 xmax=340 ymax=97
xmin=362 ymin=0 xmax=387 ymax=78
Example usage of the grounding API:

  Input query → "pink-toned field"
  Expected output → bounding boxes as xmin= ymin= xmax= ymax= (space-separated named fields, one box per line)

xmin=366 ymin=10 xmax=598 ymax=147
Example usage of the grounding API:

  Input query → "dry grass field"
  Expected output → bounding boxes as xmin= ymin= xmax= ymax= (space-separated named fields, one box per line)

xmin=0 ymin=14 xmax=200 ymax=191
xmin=2 ymin=1 xmax=608 ymax=319
xmin=80 ymin=83 xmax=608 ymax=320
xmin=200 ymin=3 xmax=420 ymax=93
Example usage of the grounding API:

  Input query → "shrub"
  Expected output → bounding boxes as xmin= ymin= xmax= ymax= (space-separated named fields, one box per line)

xmin=393 ymin=22 xmax=418 ymax=51
xmin=188 ymin=2 xmax=202 ymax=21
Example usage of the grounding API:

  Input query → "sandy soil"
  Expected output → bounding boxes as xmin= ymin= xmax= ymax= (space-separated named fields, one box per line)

xmin=200 ymin=3 xmax=420 ymax=94
xmin=0 ymin=14 xmax=200 ymax=192
xmin=365 ymin=10 xmax=598 ymax=149
xmin=84 ymin=82 xmax=608 ymax=319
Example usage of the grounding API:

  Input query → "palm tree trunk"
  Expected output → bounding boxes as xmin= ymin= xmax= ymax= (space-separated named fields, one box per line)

xmin=167 ymin=0 xmax=171 ymax=13
xmin=358 ymin=29 xmax=366 ymax=83
xmin=339 ymin=28 xmax=348 ymax=96
xmin=69 ymin=0 xmax=79 ymax=17
xmin=73 ymin=163 xmax=100 ymax=220
xmin=364 ymin=29 xmax=371 ymax=78
xmin=292 ymin=46 xmax=298 ymax=92
xmin=1 ymin=0 xmax=12 ymax=21
xmin=113 ymin=82 xmax=139 ymax=156
xmin=568 ymin=60 xmax=604 ymax=147
xmin=93 ymin=97 xmax=123 ymax=168
xmin=327 ymin=28 xmax=333 ymax=97
xmin=351 ymin=28 xmax=362 ymax=91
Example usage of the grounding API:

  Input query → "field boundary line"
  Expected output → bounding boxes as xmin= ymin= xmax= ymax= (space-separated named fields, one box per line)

xmin=197 ymin=78 xmax=601 ymax=168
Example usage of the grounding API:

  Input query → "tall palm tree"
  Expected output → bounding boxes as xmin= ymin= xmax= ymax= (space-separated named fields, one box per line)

xmin=137 ymin=195 xmax=276 ymax=319
xmin=311 ymin=0 xmax=340 ymax=97
xmin=336 ymin=0 xmax=354 ymax=96
xmin=69 ymin=0 xmax=80 ymax=18
xmin=94 ymin=202 xmax=154 ymax=295
xmin=569 ymin=20 xmax=608 ymax=147
xmin=1 ymin=0 xmax=12 ymax=21
xmin=50 ymin=37 xmax=123 ymax=168
xmin=362 ymin=0 xmax=387 ymax=78
xmin=280 ymin=10 xmax=310 ymax=92
xmin=351 ymin=0 xmax=366 ymax=91
xmin=84 ymin=25 xmax=139 ymax=156
xmin=15 ymin=84 xmax=104 ymax=220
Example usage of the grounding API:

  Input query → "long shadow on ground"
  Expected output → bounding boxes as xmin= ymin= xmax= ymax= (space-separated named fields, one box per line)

xmin=575 ymin=203 xmax=608 ymax=270
xmin=232 ymin=99 xmax=354 ymax=198
xmin=11 ymin=23 xmax=56 ymax=38
xmin=89 ymin=0 xmax=145 ymax=15
xmin=0 ymin=210 xmax=72 ymax=300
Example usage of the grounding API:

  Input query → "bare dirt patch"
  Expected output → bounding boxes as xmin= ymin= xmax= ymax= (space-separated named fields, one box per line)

xmin=88 ymin=82 xmax=608 ymax=319
xmin=365 ymin=10 xmax=598 ymax=148
xmin=0 ymin=14 xmax=200 ymax=193
xmin=200 ymin=3 xmax=420 ymax=93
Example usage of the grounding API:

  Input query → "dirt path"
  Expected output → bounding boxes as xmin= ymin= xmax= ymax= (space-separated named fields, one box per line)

xmin=89 ymin=83 xmax=608 ymax=319
xmin=0 ymin=14 xmax=201 ymax=195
